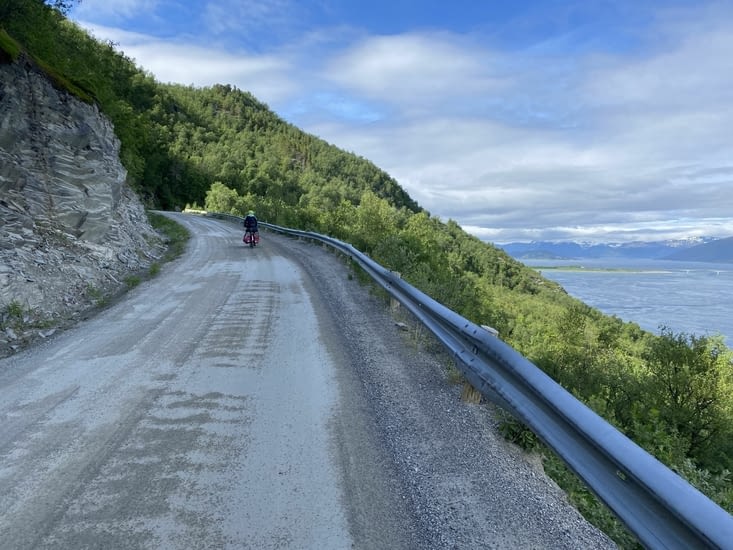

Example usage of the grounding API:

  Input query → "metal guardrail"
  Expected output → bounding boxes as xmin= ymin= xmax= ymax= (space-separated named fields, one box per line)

xmin=209 ymin=212 xmax=733 ymax=550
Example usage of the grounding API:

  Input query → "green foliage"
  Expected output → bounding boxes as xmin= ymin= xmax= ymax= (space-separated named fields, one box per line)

xmin=642 ymin=328 xmax=733 ymax=469
xmin=2 ymin=300 xmax=25 ymax=328
xmin=85 ymin=284 xmax=102 ymax=299
xmin=0 ymin=29 xmax=21 ymax=61
xmin=205 ymin=181 xmax=240 ymax=214
xmin=32 ymin=54 xmax=94 ymax=102
xmin=147 ymin=211 xmax=190 ymax=261
xmin=2 ymin=300 xmax=54 ymax=331
xmin=85 ymin=284 xmax=107 ymax=307
xmin=497 ymin=414 xmax=539 ymax=450
xmin=6 ymin=300 xmax=23 ymax=318
xmin=137 ymin=81 xmax=420 ymax=211
xmin=673 ymin=459 xmax=733 ymax=511
xmin=124 ymin=275 xmax=141 ymax=288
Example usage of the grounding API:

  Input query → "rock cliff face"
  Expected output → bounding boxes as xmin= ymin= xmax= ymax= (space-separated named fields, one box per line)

xmin=0 ymin=57 xmax=165 ymax=356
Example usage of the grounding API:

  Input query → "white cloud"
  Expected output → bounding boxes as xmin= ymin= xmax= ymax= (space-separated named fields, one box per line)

xmin=79 ymin=23 xmax=159 ymax=47
xmin=203 ymin=0 xmax=297 ymax=35
xmin=80 ymin=23 xmax=296 ymax=102
xmin=304 ymin=7 xmax=733 ymax=243
xmin=324 ymin=33 xmax=506 ymax=112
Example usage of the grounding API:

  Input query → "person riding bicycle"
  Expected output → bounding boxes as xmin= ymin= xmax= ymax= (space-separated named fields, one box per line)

xmin=243 ymin=210 xmax=259 ymax=244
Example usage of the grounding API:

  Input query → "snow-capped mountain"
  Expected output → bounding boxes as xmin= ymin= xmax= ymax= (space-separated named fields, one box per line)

xmin=498 ymin=237 xmax=722 ymax=261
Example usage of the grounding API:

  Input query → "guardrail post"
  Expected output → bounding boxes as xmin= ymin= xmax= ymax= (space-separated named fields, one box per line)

xmin=390 ymin=272 xmax=402 ymax=312
xmin=481 ymin=325 xmax=500 ymax=338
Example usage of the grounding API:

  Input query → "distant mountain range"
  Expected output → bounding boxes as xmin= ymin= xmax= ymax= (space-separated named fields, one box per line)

xmin=498 ymin=236 xmax=733 ymax=263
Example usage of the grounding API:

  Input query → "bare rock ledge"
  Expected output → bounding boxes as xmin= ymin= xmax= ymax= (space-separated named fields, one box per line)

xmin=0 ymin=57 xmax=165 ymax=357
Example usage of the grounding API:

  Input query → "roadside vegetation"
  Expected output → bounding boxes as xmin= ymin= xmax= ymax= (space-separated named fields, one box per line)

xmin=0 ymin=299 xmax=54 ymax=336
xmin=147 ymin=211 xmax=190 ymax=263
xmin=3 ymin=2 xmax=732 ymax=546
xmin=1 ymin=301 xmax=26 ymax=332
xmin=0 ymin=28 xmax=20 ymax=60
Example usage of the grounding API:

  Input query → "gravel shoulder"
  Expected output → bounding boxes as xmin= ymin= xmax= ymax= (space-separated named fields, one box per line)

xmin=264 ymin=228 xmax=617 ymax=550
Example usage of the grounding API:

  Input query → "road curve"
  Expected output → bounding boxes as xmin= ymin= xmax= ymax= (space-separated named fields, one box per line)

xmin=0 ymin=213 xmax=616 ymax=549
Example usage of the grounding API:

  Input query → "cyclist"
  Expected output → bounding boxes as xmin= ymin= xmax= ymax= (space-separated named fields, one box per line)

xmin=243 ymin=210 xmax=259 ymax=245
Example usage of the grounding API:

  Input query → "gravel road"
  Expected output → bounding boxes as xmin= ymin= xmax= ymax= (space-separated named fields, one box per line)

xmin=0 ymin=213 xmax=616 ymax=549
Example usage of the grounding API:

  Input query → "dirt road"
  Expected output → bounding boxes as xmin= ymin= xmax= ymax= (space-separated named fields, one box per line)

xmin=0 ymin=213 xmax=616 ymax=549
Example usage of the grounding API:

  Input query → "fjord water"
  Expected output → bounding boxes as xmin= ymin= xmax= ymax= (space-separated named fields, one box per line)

xmin=524 ymin=259 xmax=732 ymax=345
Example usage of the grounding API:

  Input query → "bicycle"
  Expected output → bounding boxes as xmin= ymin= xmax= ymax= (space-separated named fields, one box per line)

xmin=243 ymin=230 xmax=259 ymax=247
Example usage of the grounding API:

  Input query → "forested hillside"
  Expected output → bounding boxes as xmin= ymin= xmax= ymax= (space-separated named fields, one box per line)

xmin=2 ymin=2 xmax=731 ymax=546
xmin=1 ymin=0 xmax=418 ymax=215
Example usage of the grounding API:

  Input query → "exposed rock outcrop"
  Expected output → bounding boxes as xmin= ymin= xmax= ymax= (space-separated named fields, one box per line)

xmin=0 ymin=57 xmax=166 ymax=356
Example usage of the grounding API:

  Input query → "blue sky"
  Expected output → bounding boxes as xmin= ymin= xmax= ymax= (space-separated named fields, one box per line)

xmin=71 ymin=0 xmax=733 ymax=243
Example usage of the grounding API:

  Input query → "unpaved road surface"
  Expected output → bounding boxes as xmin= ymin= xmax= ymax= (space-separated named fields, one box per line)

xmin=0 ymin=213 xmax=616 ymax=549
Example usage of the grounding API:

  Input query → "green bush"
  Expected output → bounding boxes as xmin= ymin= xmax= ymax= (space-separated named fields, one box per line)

xmin=147 ymin=211 xmax=190 ymax=261
xmin=124 ymin=275 xmax=141 ymax=288
xmin=5 ymin=300 xmax=24 ymax=320
xmin=0 ymin=29 xmax=21 ymax=61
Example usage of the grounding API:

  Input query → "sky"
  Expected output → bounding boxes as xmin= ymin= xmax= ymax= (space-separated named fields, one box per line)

xmin=69 ymin=0 xmax=733 ymax=244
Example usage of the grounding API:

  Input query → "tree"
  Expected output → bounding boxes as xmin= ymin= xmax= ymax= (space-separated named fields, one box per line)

xmin=643 ymin=328 xmax=733 ymax=468
xmin=351 ymin=190 xmax=400 ymax=253
xmin=204 ymin=182 xmax=240 ymax=214
xmin=46 ymin=0 xmax=80 ymax=14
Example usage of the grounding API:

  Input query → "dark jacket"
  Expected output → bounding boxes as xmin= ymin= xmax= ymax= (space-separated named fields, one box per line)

xmin=244 ymin=215 xmax=258 ymax=231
